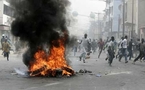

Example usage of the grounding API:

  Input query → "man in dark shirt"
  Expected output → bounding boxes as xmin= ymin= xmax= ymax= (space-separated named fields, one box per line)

xmin=128 ymin=39 xmax=133 ymax=60
xmin=98 ymin=38 xmax=104 ymax=58
xmin=133 ymin=38 xmax=145 ymax=64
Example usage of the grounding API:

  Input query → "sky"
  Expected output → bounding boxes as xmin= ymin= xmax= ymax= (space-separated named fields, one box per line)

xmin=68 ymin=0 xmax=106 ymax=38
xmin=70 ymin=0 xmax=106 ymax=16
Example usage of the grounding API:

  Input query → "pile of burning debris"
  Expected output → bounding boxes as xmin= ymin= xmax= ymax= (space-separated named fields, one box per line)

xmin=14 ymin=68 xmax=74 ymax=78
xmin=14 ymin=68 xmax=93 ymax=78
xmin=10 ymin=0 xmax=95 ymax=79
xmin=10 ymin=0 xmax=75 ymax=78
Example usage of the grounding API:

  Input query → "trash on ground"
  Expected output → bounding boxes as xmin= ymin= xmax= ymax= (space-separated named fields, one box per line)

xmin=96 ymin=74 xmax=101 ymax=77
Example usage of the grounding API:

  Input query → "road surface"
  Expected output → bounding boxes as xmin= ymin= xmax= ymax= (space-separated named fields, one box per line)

xmin=0 ymin=50 xmax=145 ymax=90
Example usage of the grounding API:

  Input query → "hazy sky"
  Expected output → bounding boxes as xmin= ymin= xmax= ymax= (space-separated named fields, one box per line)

xmin=68 ymin=0 xmax=106 ymax=37
xmin=70 ymin=0 xmax=106 ymax=16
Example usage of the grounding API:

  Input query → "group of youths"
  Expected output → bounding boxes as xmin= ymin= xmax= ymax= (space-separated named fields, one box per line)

xmin=114 ymin=36 xmax=145 ymax=65
xmin=77 ymin=34 xmax=145 ymax=66
xmin=105 ymin=35 xmax=128 ymax=66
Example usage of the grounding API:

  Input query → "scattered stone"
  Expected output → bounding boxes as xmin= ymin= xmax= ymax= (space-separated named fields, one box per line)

xmin=87 ymin=71 xmax=92 ymax=73
xmin=79 ymin=69 xmax=84 ymax=73
xmin=79 ymin=69 xmax=92 ymax=74
xmin=84 ymin=69 xmax=87 ymax=73
xmin=89 ymin=74 xmax=95 ymax=75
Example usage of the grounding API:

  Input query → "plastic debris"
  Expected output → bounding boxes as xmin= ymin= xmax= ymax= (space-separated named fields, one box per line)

xmin=96 ymin=74 xmax=101 ymax=77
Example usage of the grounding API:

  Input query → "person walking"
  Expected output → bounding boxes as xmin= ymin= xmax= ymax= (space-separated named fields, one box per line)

xmin=77 ymin=39 xmax=82 ymax=52
xmin=88 ymin=39 xmax=92 ymax=53
xmin=116 ymin=37 xmax=124 ymax=59
xmin=107 ymin=36 xmax=115 ymax=66
xmin=98 ymin=38 xmax=104 ymax=58
xmin=91 ymin=39 xmax=97 ymax=53
xmin=133 ymin=38 xmax=145 ymax=64
xmin=128 ymin=39 xmax=133 ymax=60
xmin=79 ymin=34 xmax=90 ymax=63
xmin=118 ymin=35 xmax=128 ymax=63
xmin=104 ymin=39 xmax=111 ymax=61
xmin=73 ymin=39 xmax=79 ymax=56
xmin=2 ymin=39 xmax=11 ymax=61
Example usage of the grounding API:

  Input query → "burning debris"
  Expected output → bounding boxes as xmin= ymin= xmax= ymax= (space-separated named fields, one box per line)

xmin=10 ymin=0 xmax=74 ymax=77
xmin=28 ymin=37 xmax=74 ymax=77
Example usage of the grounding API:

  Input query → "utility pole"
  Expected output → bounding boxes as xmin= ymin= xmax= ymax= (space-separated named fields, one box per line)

xmin=108 ymin=0 xmax=111 ymax=36
xmin=97 ymin=13 xmax=100 ymax=38
xmin=118 ymin=14 xmax=120 ymax=38
xmin=122 ymin=0 xmax=125 ymax=37
xmin=94 ymin=12 xmax=101 ymax=38
xmin=131 ymin=0 xmax=134 ymax=38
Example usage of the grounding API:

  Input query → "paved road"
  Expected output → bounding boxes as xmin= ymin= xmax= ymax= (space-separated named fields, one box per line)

xmin=0 ymin=51 xmax=145 ymax=90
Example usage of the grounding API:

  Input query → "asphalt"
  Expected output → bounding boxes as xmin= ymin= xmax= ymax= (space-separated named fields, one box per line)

xmin=0 ymin=50 xmax=145 ymax=90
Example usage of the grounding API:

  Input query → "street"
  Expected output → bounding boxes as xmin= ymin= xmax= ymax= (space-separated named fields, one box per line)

xmin=1 ymin=0 xmax=145 ymax=90
xmin=0 ymin=50 xmax=145 ymax=90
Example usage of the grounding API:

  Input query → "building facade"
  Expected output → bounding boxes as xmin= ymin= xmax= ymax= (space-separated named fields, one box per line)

xmin=136 ymin=0 xmax=145 ymax=39
xmin=119 ymin=0 xmax=145 ymax=40
xmin=103 ymin=0 xmax=122 ymax=40
xmin=0 ymin=0 xmax=14 ymax=47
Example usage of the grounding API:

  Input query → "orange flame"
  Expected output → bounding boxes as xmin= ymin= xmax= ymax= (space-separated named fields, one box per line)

xmin=29 ymin=37 xmax=74 ymax=77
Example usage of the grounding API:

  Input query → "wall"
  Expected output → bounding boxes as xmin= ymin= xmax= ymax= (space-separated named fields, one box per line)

xmin=0 ymin=0 xmax=4 ymax=24
xmin=138 ymin=0 xmax=145 ymax=32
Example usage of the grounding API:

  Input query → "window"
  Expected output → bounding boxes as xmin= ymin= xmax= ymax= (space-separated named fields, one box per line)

xmin=3 ymin=4 xmax=14 ymax=17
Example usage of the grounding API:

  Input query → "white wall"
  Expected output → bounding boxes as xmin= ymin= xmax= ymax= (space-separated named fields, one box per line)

xmin=0 ymin=0 xmax=4 ymax=24
xmin=3 ymin=14 xmax=13 ymax=26
xmin=0 ymin=0 xmax=13 ymax=26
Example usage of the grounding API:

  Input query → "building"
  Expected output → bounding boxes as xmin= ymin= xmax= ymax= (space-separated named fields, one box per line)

xmin=136 ymin=0 xmax=145 ymax=39
xmin=103 ymin=0 xmax=122 ymax=40
xmin=120 ymin=0 xmax=137 ymax=39
xmin=0 ymin=0 xmax=14 ymax=40
xmin=120 ymin=0 xmax=145 ymax=40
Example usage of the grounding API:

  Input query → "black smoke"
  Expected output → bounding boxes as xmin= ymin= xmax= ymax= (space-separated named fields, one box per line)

xmin=10 ymin=0 xmax=72 ymax=66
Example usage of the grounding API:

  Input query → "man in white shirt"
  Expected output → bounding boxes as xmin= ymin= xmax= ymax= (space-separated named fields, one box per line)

xmin=119 ymin=35 xmax=128 ymax=63
xmin=79 ymin=34 xmax=90 ymax=63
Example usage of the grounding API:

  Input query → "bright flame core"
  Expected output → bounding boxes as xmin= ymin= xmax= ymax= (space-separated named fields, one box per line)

xmin=28 ymin=37 xmax=74 ymax=77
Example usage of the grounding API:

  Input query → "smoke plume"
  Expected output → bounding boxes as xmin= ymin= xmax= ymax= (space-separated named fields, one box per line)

xmin=10 ymin=0 xmax=72 ymax=66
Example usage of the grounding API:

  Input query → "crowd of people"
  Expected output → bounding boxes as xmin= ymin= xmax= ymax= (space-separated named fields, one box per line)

xmin=1 ymin=33 xmax=145 ymax=66
xmin=72 ymin=34 xmax=145 ymax=66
